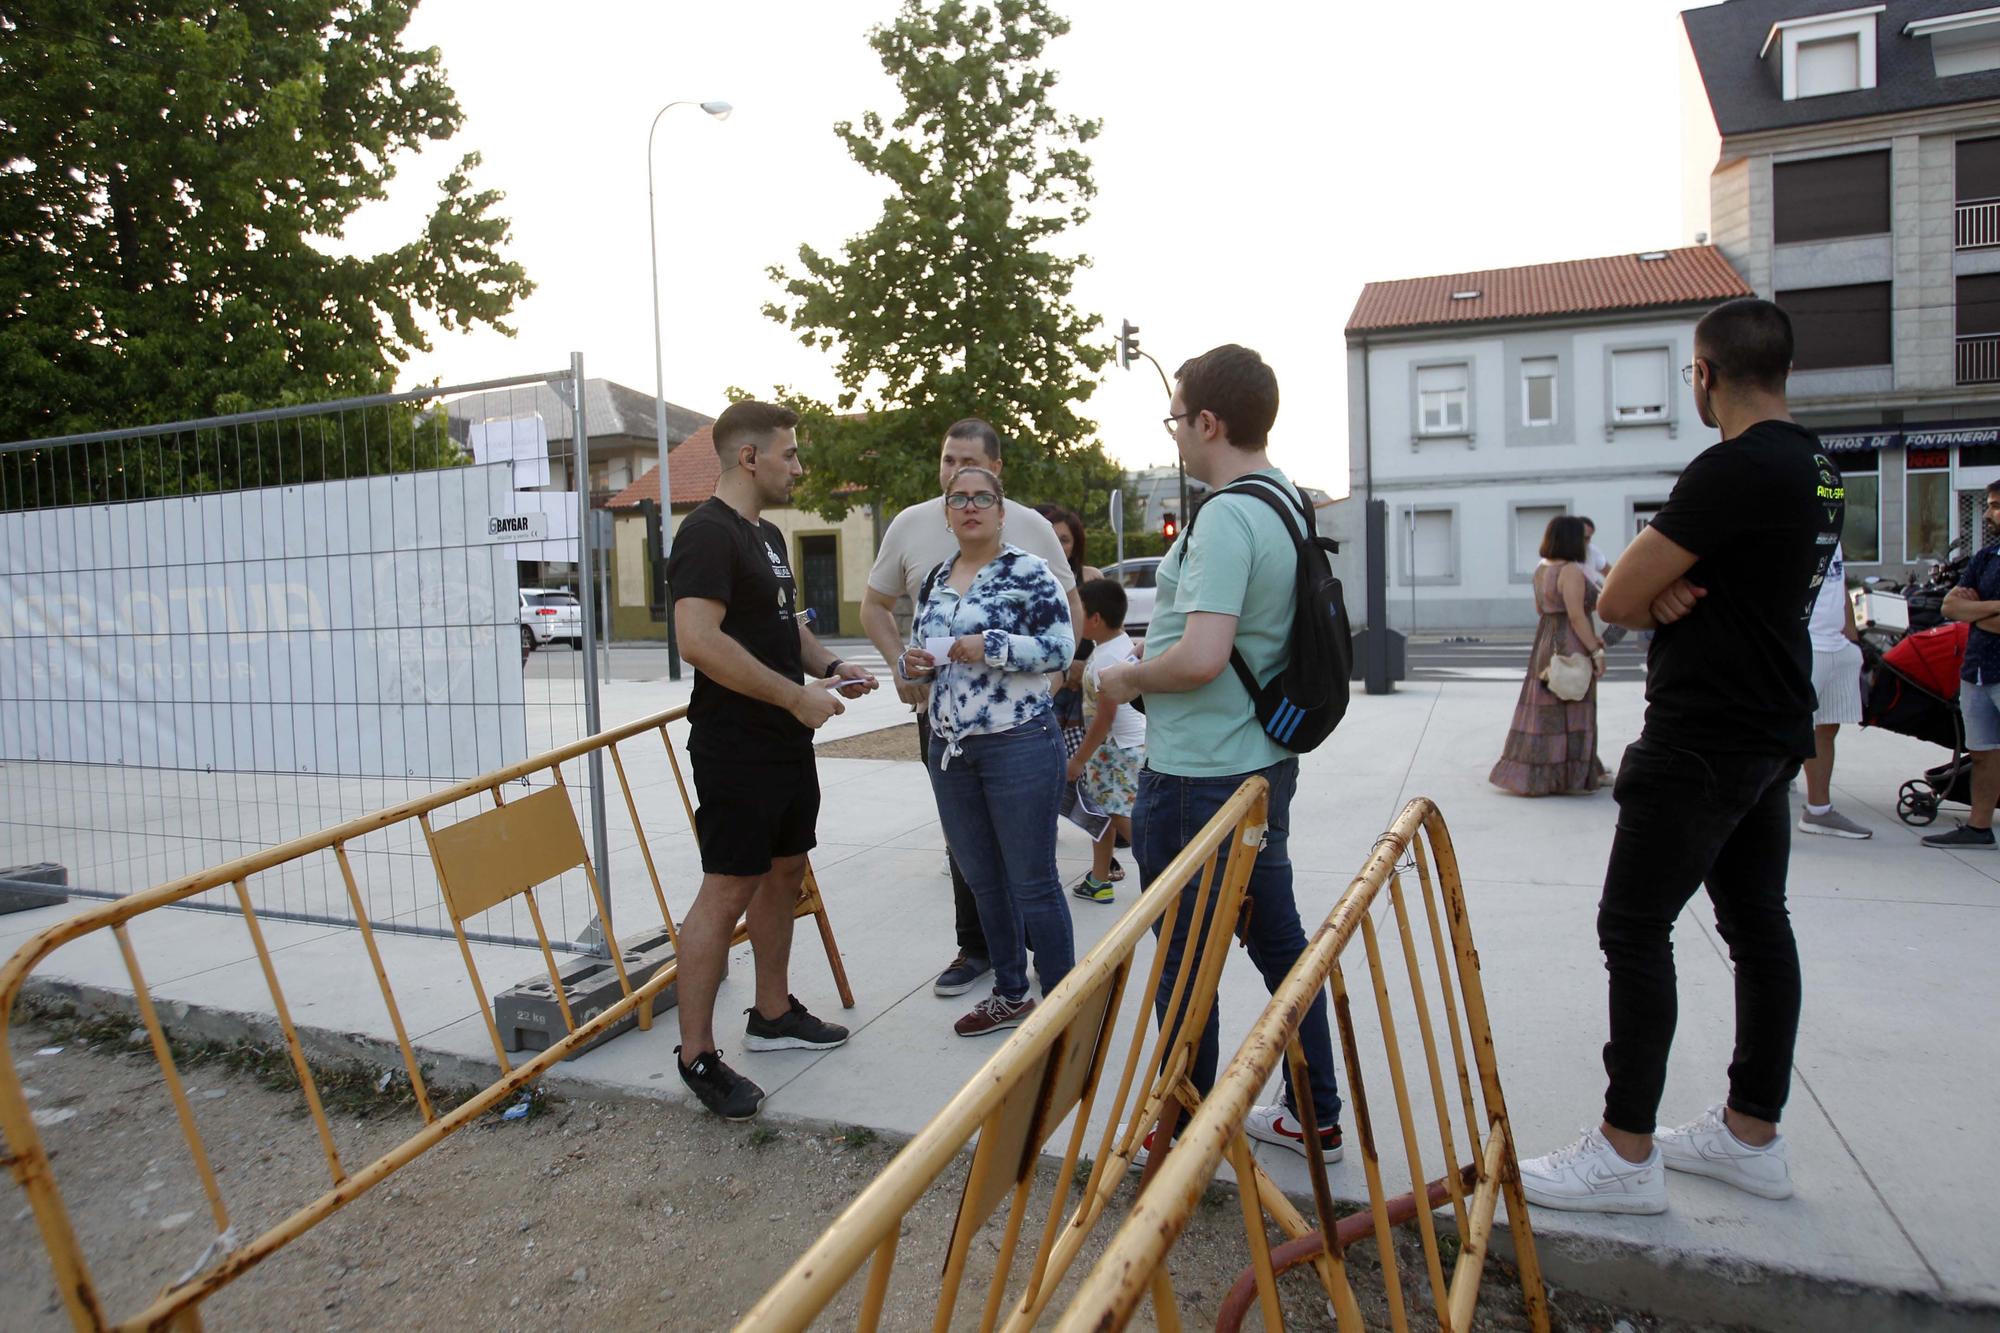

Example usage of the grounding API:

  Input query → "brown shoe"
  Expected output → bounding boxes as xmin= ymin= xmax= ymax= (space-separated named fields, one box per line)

xmin=954 ymin=993 xmax=1034 ymax=1037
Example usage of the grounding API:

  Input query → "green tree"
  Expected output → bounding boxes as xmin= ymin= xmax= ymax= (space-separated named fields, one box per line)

xmin=0 ymin=0 xmax=532 ymax=446
xmin=762 ymin=0 xmax=1118 ymax=521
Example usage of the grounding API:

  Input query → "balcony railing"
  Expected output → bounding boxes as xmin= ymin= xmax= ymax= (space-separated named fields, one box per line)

xmin=1957 ymin=197 xmax=2000 ymax=249
xmin=1957 ymin=332 xmax=2000 ymax=385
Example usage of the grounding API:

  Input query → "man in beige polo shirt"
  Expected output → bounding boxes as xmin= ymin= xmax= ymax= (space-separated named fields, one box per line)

xmin=860 ymin=419 xmax=1084 ymax=997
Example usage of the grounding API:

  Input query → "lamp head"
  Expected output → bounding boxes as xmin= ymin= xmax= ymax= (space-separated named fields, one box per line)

xmin=700 ymin=101 xmax=733 ymax=120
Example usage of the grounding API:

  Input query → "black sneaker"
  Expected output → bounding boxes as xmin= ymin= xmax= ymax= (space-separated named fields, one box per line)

xmin=1922 ymin=822 xmax=1996 ymax=849
xmin=933 ymin=953 xmax=992 ymax=997
xmin=675 ymin=1046 xmax=764 ymax=1120
xmin=744 ymin=994 xmax=849 ymax=1051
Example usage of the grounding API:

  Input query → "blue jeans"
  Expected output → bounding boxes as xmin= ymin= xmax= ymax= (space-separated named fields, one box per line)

xmin=928 ymin=711 xmax=1076 ymax=1002
xmin=1134 ymin=759 xmax=1342 ymax=1127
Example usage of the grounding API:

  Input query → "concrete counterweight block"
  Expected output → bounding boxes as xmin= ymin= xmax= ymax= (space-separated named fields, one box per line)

xmin=0 ymin=863 xmax=69 ymax=915
xmin=493 ymin=926 xmax=684 ymax=1058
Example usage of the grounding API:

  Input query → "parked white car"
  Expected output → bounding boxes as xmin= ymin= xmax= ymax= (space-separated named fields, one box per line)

xmin=520 ymin=588 xmax=583 ymax=649
xmin=1101 ymin=558 xmax=1160 ymax=636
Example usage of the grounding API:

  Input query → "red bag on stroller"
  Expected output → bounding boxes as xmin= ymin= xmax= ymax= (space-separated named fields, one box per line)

xmin=1880 ymin=621 xmax=1968 ymax=699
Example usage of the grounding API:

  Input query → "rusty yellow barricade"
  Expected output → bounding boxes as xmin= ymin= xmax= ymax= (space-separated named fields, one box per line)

xmin=0 ymin=703 xmax=852 ymax=1332
xmin=1059 ymin=797 xmax=1549 ymax=1333
xmin=737 ymin=777 xmax=1272 ymax=1333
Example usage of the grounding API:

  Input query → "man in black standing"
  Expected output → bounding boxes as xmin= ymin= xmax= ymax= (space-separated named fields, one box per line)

xmin=1518 ymin=299 xmax=1840 ymax=1213
xmin=664 ymin=400 xmax=878 ymax=1120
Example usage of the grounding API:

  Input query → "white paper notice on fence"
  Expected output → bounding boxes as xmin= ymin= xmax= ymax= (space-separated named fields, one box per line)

xmin=468 ymin=415 xmax=552 ymax=490
xmin=0 ymin=463 xmax=529 ymax=780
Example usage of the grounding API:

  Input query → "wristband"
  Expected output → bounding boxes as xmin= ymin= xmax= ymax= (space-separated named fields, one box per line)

xmin=822 ymin=659 xmax=846 ymax=678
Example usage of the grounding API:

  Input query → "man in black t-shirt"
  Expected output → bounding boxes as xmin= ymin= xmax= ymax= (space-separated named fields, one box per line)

xmin=1520 ymin=299 xmax=1838 ymax=1216
xmin=661 ymin=401 xmax=878 ymax=1120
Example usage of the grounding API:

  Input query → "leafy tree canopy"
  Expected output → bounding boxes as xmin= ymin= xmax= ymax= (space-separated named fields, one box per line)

xmin=762 ymin=0 xmax=1119 ymax=522
xmin=0 ymin=0 xmax=532 ymax=444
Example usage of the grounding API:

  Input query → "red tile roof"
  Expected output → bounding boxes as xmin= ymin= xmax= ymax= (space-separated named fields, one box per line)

xmin=603 ymin=426 xmax=723 ymax=509
xmin=1345 ymin=245 xmax=1752 ymax=335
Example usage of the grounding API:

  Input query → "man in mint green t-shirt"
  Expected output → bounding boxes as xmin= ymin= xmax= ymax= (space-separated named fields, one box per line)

xmin=1097 ymin=344 xmax=1343 ymax=1164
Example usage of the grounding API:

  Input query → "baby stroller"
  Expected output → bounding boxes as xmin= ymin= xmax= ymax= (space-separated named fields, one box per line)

xmin=1861 ymin=621 xmax=1971 ymax=826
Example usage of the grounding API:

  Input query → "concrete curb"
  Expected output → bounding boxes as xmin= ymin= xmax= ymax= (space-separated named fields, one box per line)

xmin=16 ymin=979 xmax=1994 ymax=1333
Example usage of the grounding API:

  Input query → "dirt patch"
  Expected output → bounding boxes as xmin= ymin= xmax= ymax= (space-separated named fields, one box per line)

xmin=817 ymin=722 xmax=920 ymax=761
xmin=2 ymin=1015 xmax=1749 ymax=1331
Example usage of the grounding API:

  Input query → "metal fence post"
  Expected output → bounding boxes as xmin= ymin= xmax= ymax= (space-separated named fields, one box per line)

xmin=569 ymin=354 xmax=612 ymax=954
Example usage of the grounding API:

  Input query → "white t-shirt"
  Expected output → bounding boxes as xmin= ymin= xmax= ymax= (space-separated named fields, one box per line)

xmin=1582 ymin=542 xmax=1610 ymax=588
xmin=1085 ymin=632 xmax=1147 ymax=750
xmin=867 ymin=496 xmax=1076 ymax=604
xmin=1808 ymin=542 xmax=1850 ymax=654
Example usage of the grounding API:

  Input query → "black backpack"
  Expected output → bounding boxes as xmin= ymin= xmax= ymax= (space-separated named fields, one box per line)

xmin=1182 ymin=475 xmax=1353 ymax=753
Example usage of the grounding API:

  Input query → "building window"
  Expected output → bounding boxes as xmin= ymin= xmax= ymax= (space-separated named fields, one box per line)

xmin=1511 ymin=503 xmax=1567 ymax=580
xmin=1416 ymin=363 xmax=1469 ymax=436
xmin=1401 ymin=506 xmax=1457 ymax=584
xmin=1909 ymin=11 xmax=2000 ymax=78
xmin=1833 ymin=449 xmax=1881 ymax=563
xmin=1765 ymin=8 xmax=1881 ymax=101
xmin=1797 ymin=34 xmax=1862 ymax=95
xmin=1610 ymin=347 xmax=1670 ymax=424
xmin=1522 ymin=358 xmax=1557 ymax=426
xmin=1959 ymin=273 xmax=2000 ymax=384
xmin=1773 ymin=151 xmax=1890 ymax=243
xmin=1777 ymin=283 xmax=1893 ymax=370
xmin=1631 ymin=500 xmax=1667 ymax=538
xmin=1906 ymin=461 xmax=1951 ymax=562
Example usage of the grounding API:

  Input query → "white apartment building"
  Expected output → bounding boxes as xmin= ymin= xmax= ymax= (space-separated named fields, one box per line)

xmin=1343 ymin=247 xmax=1752 ymax=630
xmin=1684 ymin=0 xmax=2000 ymax=575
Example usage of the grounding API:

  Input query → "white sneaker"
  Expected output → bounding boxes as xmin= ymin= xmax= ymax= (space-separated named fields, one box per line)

xmin=1517 ymin=1127 xmax=1667 ymax=1214
xmin=1797 ymin=807 xmax=1871 ymax=839
xmin=1656 ymin=1104 xmax=1793 ymax=1200
xmin=1244 ymin=1104 xmax=1343 ymax=1163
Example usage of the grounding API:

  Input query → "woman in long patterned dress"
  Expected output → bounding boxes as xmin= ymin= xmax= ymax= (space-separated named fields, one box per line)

xmin=1490 ymin=515 xmax=1607 ymax=796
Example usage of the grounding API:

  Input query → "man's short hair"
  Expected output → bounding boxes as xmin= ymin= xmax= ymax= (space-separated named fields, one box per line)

xmin=945 ymin=418 xmax=1002 ymax=461
xmin=713 ymin=400 xmax=799 ymax=459
xmin=1578 ymin=515 xmax=1596 ymax=532
xmin=1174 ymin=344 xmax=1278 ymax=448
xmin=1080 ymin=577 xmax=1126 ymax=629
xmin=1987 ymin=477 xmax=2000 ymax=497
xmin=1695 ymin=298 xmax=1793 ymax=392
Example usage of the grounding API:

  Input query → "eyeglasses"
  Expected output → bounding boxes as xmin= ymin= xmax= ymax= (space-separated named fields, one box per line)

xmin=945 ymin=491 xmax=999 ymax=511
xmin=1680 ymin=362 xmax=1701 ymax=386
xmin=1162 ymin=410 xmax=1197 ymax=438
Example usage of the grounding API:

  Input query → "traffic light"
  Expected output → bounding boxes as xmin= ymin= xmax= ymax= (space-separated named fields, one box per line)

xmin=1117 ymin=319 xmax=1139 ymax=370
xmin=1161 ymin=510 xmax=1178 ymax=542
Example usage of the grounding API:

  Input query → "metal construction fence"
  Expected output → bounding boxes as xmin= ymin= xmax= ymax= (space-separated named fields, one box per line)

xmin=738 ymin=778 xmax=1270 ymax=1332
xmin=0 ymin=701 xmax=853 ymax=1331
xmin=1062 ymin=797 xmax=1548 ymax=1332
xmin=0 ymin=357 xmax=619 ymax=950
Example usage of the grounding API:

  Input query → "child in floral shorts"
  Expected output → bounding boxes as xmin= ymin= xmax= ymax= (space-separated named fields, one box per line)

xmin=1066 ymin=579 xmax=1147 ymax=903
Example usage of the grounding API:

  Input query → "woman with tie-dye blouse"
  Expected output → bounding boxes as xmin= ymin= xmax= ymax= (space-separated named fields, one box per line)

xmin=899 ymin=465 xmax=1077 ymax=1038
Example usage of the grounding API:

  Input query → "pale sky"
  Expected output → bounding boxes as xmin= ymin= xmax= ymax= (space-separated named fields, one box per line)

xmin=362 ymin=0 xmax=1716 ymax=497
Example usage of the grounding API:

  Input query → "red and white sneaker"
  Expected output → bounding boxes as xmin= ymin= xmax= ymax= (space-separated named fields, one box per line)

xmin=1245 ymin=1104 xmax=1344 ymax=1163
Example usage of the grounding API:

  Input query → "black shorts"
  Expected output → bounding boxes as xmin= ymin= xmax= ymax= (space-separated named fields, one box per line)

xmin=689 ymin=751 xmax=820 ymax=877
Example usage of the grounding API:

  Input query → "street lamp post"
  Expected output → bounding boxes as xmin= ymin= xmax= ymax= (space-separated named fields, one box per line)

xmin=647 ymin=97 xmax=731 ymax=681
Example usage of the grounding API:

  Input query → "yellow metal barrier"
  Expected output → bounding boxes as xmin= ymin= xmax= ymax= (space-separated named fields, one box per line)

xmin=737 ymin=777 xmax=1272 ymax=1333
xmin=0 ymin=703 xmax=853 ymax=1331
xmin=1059 ymin=797 xmax=1549 ymax=1332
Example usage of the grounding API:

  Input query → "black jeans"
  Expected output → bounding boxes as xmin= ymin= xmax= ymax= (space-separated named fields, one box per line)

xmin=917 ymin=711 xmax=988 ymax=959
xmin=1598 ymin=736 xmax=1803 ymax=1135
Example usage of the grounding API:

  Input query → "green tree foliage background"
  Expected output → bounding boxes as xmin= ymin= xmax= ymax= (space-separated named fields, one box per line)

xmin=0 ymin=0 xmax=533 ymax=455
xmin=760 ymin=0 xmax=1122 ymax=527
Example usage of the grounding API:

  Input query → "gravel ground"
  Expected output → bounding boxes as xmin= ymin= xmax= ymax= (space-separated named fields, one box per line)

xmin=817 ymin=722 xmax=920 ymax=762
xmin=1 ymin=1012 xmax=1755 ymax=1332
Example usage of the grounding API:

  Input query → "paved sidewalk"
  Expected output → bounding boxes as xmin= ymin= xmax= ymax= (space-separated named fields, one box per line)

xmin=3 ymin=664 xmax=1992 ymax=1330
